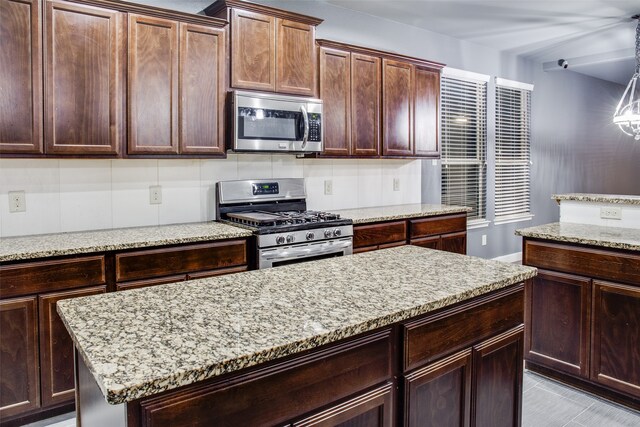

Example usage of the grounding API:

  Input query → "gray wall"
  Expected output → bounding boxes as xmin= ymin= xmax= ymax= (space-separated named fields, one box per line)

xmin=255 ymin=1 xmax=640 ymax=258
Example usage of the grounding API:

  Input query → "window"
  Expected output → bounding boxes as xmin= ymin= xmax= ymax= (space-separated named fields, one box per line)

xmin=440 ymin=68 xmax=488 ymax=223
xmin=494 ymin=78 xmax=533 ymax=224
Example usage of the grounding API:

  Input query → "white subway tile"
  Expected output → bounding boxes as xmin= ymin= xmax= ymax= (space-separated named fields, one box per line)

xmin=332 ymin=159 xmax=359 ymax=209
xmin=272 ymin=155 xmax=304 ymax=178
xmin=237 ymin=153 xmax=273 ymax=179
xmin=158 ymin=159 xmax=201 ymax=225
xmin=356 ymin=159 xmax=382 ymax=208
xmin=200 ymin=156 xmax=239 ymax=221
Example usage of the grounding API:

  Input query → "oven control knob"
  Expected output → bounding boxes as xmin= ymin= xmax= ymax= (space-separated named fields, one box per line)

xmin=333 ymin=228 xmax=342 ymax=237
xmin=306 ymin=232 xmax=315 ymax=241
xmin=324 ymin=229 xmax=333 ymax=238
xmin=286 ymin=234 xmax=295 ymax=243
xmin=276 ymin=235 xmax=285 ymax=245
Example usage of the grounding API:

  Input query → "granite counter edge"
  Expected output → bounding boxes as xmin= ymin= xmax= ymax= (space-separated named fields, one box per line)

xmin=349 ymin=207 xmax=471 ymax=224
xmin=515 ymin=229 xmax=640 ymax=252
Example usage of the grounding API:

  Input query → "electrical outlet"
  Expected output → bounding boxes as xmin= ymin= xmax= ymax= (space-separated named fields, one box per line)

xmin=149 ymin=185 xmax=162 ymax=205
xmin=600 ymin=206 xmax=621 ymax=220
xmin=324 ymin=180 xmax=333 ymax=195
xmin=393 ymin=178 xmax=400 ymax=192
xmin=8 ymin=191 xmax=26 ymax=213
xmin=481 ymin=234 xmax=487 ymax=246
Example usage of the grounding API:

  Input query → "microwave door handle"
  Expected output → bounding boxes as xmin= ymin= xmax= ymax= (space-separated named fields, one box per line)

xmin=300 ymin=105 xmax=309 ymax=149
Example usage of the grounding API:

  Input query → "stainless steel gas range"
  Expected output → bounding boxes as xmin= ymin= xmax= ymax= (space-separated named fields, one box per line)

xmin=216 ymin=178 xmax=353 ymax=269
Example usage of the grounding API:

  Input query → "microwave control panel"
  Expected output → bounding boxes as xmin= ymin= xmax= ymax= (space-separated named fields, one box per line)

xmin=308 ymin=113 xmax=321 ymax=142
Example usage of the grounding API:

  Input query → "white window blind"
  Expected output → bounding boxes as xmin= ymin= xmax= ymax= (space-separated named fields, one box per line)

xmin=495 ymin=79 xmax=532 ymax=222
xmin=440 ymin=73 xmax=487 ymax=222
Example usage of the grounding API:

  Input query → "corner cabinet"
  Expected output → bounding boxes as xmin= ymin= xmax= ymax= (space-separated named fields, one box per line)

xmin=205 ymin=0 xmax=322 ymax=97
xmin=523 ymin=238 xmax=640 ymax=410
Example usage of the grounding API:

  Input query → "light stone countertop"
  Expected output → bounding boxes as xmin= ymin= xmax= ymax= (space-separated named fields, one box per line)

xmin=0 ymin=222 xmax=253 ymax=262
xmin=333 ymin=204 xmax=471 ymax=224
xmin=57 ymin=245 xmax=537 ymax=405
xmin=516 ymin=222 xmax=640 ymax=252
xmin=552 ymin=193 xmax=640 ymax=205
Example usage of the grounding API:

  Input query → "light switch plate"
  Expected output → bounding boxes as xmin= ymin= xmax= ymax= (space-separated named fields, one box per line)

xmin=324 ymin=180 xmax=333 ymax=195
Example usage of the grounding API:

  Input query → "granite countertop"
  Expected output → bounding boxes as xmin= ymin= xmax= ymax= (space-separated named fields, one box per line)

xmin=516 ymin=222 xmax=640 ymax=252
xmin=57 ymin=245 xmax=536 ymax=405
xmin=552 ymin=193 xmax=640 ymax=205
xmin=333 ymin=203 xmax=471 ymax=224
xmin=0 ymin=222 xmax=253 ymax=262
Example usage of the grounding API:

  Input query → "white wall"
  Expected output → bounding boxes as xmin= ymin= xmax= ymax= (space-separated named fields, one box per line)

xmin=0 ymin=156 xmax=420 ymax=237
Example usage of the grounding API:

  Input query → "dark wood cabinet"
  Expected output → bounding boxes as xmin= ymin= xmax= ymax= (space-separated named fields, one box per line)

xmin=38 ymin=286 xmax=106 ymax=407
xmin=293 ymin=382 xmax=394 ymax=427
xmin=179 ymin=23 xmax=225 ymax=155
xmin=0 ymin=0 xmax=43 ymax=154
xmin=525 ymin=270 xmax=591 ymax=377
xmin=353 ymin=220 xmax=406 ymax=252
xmin=414 ymin=67 xmax=439 ymax=157
xmin=523 ymin=238 xmax=640 ymax=409
xmin=318 ymin=43 xmax=381 ymax=157
xmin=44 ymin=0 xmax=124 ymax=155
xmin=230 ymin=8 xmax=275 ymax=91
xmin=405 ymin=349 xmax=472 ymax=427
xmin=591 ymin=280 xmax=640 ymax=396
xmin=403 ymin=285 xmax=524 ymax=427
xmin=276 ymin=18 xmax=316 ymax=96
xmin=206 ymin=0 xmax=321 ymax=96
xmin=0 ymin=297 xmax=39 ymax=420
xmin=441 ymin=232 xmax=467 ymax=254
xmin=382 ymin=59 xmax=413 ymax=157
xmin=128 ymin=14 xmax=179 ymax=155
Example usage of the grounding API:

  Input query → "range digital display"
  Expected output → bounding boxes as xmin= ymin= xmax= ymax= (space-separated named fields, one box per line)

xmin=253 ymin=182 xmax=279 ymax=195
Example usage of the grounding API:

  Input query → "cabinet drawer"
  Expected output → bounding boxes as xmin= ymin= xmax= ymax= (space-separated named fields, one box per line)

xmin=524 ymin=239 xmax=640 ymax=285
xmin=137 ymin=329 xmax=392 ymax=427
xmin=403 ymin=284 xmax=524 ymax=371
xmin=409 ymin=214 xmax=466 ymax=239
xmin=115 ymin=240 xmax=247 ymax=282
xmin=353 ymin=221 xmax=406 ymax=248
xmin=0 ymin=256 xmax=106 ymax=299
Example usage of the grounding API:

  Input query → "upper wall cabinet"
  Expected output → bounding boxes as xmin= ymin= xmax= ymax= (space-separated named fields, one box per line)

xmin=45 ymin=0 xmax=125 ymax=156
xmin=318 ymin=42 xmax=380 ymax=157
xmin=0 ymin=0 xmax=43 ymax=154
xmin=205 ymin=0 xmax=322 ymax=97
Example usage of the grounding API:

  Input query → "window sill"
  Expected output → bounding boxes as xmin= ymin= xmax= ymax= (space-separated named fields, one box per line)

xmin=467 ymin=219 xmax=490 ymax=230
xmin=494 ymin=214 xmax=534 ymax=226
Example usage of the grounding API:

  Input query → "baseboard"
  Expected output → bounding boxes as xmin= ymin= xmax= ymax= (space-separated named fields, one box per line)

xmin=492 ymin=252 xmax=522 ymax=263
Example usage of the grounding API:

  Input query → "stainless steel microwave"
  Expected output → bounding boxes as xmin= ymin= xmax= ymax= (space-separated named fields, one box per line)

xmin=232 ymin=90 xmax=323 ymax=153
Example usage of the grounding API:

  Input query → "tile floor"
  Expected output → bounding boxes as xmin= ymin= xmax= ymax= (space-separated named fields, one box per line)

xmin=23 ymin=370 xmax=640 ymax=427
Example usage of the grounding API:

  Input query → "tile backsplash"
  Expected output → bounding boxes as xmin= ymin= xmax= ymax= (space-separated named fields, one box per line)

xmin=0 ymin=155 xmax=421 ymax=238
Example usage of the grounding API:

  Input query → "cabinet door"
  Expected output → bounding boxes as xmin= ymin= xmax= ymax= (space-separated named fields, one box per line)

xmin=441 ymin=231 xmax=466 ymax=255
xmin=44 ymin=0 xmax=124 ymax=155
xmin=231 ymin=9 xmax=275 ymax=91
xmin=0 ymin=296 xmax=39 ymax=418
xmin=39 ymin=286 xmax=106 ymax=407
xmin=351 ymin=53 xmax=380 ymax=156
xmin=293 ymin=383 xmax=393 ymax=427
xmin=276 ymin=19 xmax=315 ymax=96
xmin=413 ymin=67 xmax=439 ymax=157
xmin=128 ymin=14 xmax=179 ymax=154
xmin=0 ymin=0 xmax=43 ymax=154
xmin=591 ymin=280 xmax=640 ymax=397
xmin=405 ymin=349 xmax=472 ymax=427
xmin=472 ymin=326 xmax=524 ymax=427
xmin=411 ymin=236 xmax=440 ymax=250
xmin=179 ymin=23 xmax=225 ymax=155
xmin=525 ymin=270 xmax=591 ymax=378
xmin=382 ymin=59 xmax=412 ymax=157
xmin=319 ymin=47 xmax=351 ymax=156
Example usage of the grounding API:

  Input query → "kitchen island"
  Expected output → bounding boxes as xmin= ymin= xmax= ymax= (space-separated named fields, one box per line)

xmin=58 ymin=246 xmax=536 ymax=426
xmin=517 ymin=220 xmax=640 ymax=410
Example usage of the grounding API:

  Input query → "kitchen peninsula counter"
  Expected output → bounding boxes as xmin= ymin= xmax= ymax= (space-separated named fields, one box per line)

xmin=58 ymin=245 xmax=536 ymax=426
xmin=0 ymin=222 xmax=253 ymax=262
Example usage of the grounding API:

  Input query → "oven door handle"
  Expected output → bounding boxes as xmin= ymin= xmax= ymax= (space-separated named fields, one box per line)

xmin=263 ymin=240 xmax=352 ymax=260
xmin=300 ymin=105 xmax=309 ymax=149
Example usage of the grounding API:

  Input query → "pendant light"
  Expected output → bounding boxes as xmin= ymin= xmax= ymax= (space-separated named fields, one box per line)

xmin=613 ymin=15 xmax=640 ymax=140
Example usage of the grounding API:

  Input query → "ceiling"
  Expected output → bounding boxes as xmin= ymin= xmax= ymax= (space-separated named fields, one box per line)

xmin=133 ymin=0 xmax=639 ymax=85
